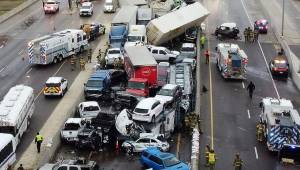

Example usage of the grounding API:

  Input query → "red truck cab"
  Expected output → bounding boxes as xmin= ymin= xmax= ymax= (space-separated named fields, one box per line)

xmin=124 ymin=46 xmax=158 ymax=97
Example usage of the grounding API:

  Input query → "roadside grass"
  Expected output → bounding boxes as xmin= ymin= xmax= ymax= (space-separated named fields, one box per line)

xmin=0 ymin=0 xmax=26 ymax=15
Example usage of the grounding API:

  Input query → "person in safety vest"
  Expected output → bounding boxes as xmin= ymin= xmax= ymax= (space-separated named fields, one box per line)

xmin=200 ymin=35 xmax=206 ymax=49
xmin=208 ymin=149 xmax=216 ymax=170
xmin=233 ymin=153 xmax=243 ymax=170
xmin=205 ymin=144 xmax=211 ymax=166
xmin=256 ymin=122 xmax=265 ymax=142
xmin=35 ymin=132 xmax=44 ymax=153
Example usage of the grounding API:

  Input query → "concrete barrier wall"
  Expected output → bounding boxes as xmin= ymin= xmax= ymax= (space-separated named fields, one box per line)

xmin=0 ymin=0 xmax=40 ymax=24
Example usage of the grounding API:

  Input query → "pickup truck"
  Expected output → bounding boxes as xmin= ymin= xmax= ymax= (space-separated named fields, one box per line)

xmin=39 ymin=158 xmax=99 ymax=170
xmin=77 ymin=101 xmax=101 ymax=119
xmin=60 ymin=118 xmax=86 ymax=143
xmin=147 ymin=45 xmax=179 ymax=63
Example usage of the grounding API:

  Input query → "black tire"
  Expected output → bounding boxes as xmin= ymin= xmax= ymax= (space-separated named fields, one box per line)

xmin=151 ymin=116 xmax=155 ymax=123
xmin=79 ymin=46 xmax=84 ymax=53
xmin=53 ymin=57 xmax=58 ymax=64
xmin=59 ymin=55 xmax=63 ymax=62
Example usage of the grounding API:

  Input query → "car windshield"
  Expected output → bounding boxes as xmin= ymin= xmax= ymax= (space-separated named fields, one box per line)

xmin=165 ymin=49 xmax=171 ymax=54
xmin=46 ymin=83 xmax=60 ymax=87
xmin=83 ymin=106 xmax=99 ymax=111
xmin=181 ymin=47 xmax=194 ymax=52
xmin=108 ymin=50 xmax=120 ymax=54
xmin=128 ymin=36 xmax=142 ymax=42
xmin=86 ymin=80 xmax=103 ymax=87
xmin=163 ymin=156 xmax=181 ymax=167
xmin=64 ymin=123 xmax=80 ymax=130
xmin=157 ymin=89 xmax=172 ymax=96
xmin=128 ymin=81 xmax=145 ymax=90
xmin=274 ymin=62 xmax=288 ymax=68
xmin=82 ymin=6 xmax=91 ymax=9
xmin=134 ymin=108 xmax=149 ymax=113
xmin=186 ymin=27 xmax=197 ymax=35
xmin=46 ymin=2 xmax=55 ymax=4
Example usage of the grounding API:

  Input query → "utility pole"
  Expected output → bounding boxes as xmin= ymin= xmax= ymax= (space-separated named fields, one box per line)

xmin=281 ymin=0 xmax=285 ymax=36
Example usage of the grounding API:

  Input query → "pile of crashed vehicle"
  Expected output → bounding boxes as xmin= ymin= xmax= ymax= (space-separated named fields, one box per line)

xmin=39 ymin=1 xmax=209 ymax=169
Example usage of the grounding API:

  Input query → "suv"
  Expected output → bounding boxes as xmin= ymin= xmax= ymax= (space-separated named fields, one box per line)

xmin=269 ymin=55 xmax=289 ymax=79
xmin=44 ymin=0 xmax=59 ymax=14
xmin=155 ymin=84 xmax=182 ymax=105
xmin=39 ymin=158 xmax=99 ymax=170
xmin=105 ymin=48 xmax=123 ymax=65
xmin=61 ymin=118 xmax=86 ymax=143
xmin=132 ymin=98 xmax=164 ymax=123
xmin=140 ymin=147 xmax=189 ymax=170
xmin=215 ymin=22 xmax=239 ymax=39
xmin=77 ymin=101 xmax=101 ymax=119
xmin=147 ymin=45 xmax=179 ymax=63
xmin=80 ymin=2 xmax=93 ymax=16
xmin=44 ymin=77 xmax=68 ymax=98
xmin=180 ymin=43 xmax=196 ymax=59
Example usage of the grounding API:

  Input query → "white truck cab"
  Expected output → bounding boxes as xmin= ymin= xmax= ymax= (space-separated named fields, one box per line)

xmin=61 ymin=118 xmax=86 ymax=143
xmin=78 ymin=101 xmax=101 ymax=119
xmin=80 ymin=2 xmax=93 ymax=16
xmin=124 ymin=25 xmax=147 ymax=47
xmin=44 ymin=77 xmax=68 ymax=97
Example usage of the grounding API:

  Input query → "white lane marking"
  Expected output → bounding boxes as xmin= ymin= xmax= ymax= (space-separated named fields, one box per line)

xmin=0 ymin=66 xmax=7 ymax=73
xmin=238 ymin=126 xmax=247 ymax=132
xmin=26 ymin=68 xmax=32 ymax=74
xmin=242 ymin=82 xmax=245 ymax=88
xmin=240 ymin=0 xmax=280 ymax=99
xmin=247 ymin=109 xmax=251 ymax=119
xmin=254 ymin=146 xmax=259 ymax=159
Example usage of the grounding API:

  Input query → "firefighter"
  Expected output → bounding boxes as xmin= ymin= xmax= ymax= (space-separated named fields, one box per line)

xmin=247 ymin=81 xmax=255 ymax=99
xmin=205 ymin=145 xmax=211 ymax=167
xmin=205 ymin=49 xmax=210 ymax=64
xmin=200 ymin=35 xmax=206 ymax=49
xmin=256 ymin=122 xmax=264 ymax=142
xmin=208 ymin=149 xmax=216 ymax=170
xmin=17 ymin=164 xmax=24 ymax=170
xmin=243 ymin=28 xmax=248 ymax=42
xmin=75 ymin=0 xmax=79 ymax=8
xmin=80 ymin=57 xmax=85 ymax=71
xmin=35 ymin=132 xmax=43 ymax=153
xmin=249 ymin=28 xmax=254 ymax=43
xmin=116 ymin=57 xmax=123 ymax=69
xmin=88 ymin=48 xmax=92 ymax=63
xmin=253 ymin=29 xmax=259 ymax=42
xmin=233 ymin=153 xmax=243 ymax=170
xmin=70 ymin=55 xmax=76 ymax=71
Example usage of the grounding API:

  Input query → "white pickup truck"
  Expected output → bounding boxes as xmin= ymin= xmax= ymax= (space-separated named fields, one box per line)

xmin=77 ymin=101 xmax=101 ymax=119
xmin=147 ymin=45 xmax=179 ymax=63
xmin=61 ymin=118 xmax=86 ymax=143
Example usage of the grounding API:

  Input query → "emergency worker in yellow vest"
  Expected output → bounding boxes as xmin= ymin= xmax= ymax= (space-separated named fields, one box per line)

xmin=205 ymin=145 xmax=211 ymax=166
xmin=233 ymin=153 xmax=243 ymax=170
xmin=208 ymin=149 xmax=216 ymax=170
xmin=35 ymin=132 xmax=44 ymax=153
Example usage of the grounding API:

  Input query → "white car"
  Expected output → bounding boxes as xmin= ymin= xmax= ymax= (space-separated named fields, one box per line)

xmin=155 ymin=84 xmax=182 ymax=105
xmin=43 ymin=77 xmax=68 ymax=97
xmin=105 ymin=48 xmax=123 ymax=65
xmin=77 ymin=101 xmax=101 ymax=119
xmin=180 ymin=43 xmax=197 ymax=58
xmin=122 ymin=133 xmax=170 ymax=152
xmin=61 ymin=118 xmax=85 ymax=143
xmin=80 ymin=2 xmax=93 ymax=16
xmin=147 ymin=45 xmax=179 ymax=63
xmin=132 ymin=98 xmax=164 ymax=123
xmin=44 ymin=0 xmax=59 ymax=14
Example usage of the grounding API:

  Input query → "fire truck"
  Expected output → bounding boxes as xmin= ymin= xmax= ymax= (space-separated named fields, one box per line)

xmin=216 ymin=43 xmax=248 ymax=79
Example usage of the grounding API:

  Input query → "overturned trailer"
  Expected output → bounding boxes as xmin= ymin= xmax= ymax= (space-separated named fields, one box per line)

xmin=146 ymin=2 xmax=209 ymax=45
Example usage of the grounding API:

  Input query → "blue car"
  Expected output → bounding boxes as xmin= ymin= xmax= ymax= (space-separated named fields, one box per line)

xmin=140 ymin=147 xmax=189 ymax=170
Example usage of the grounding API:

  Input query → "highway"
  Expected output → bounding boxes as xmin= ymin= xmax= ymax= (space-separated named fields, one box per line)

xmin=199 ymin=0 xmax=300 ymax=169
xmin=0 ymin=0 xmax=114 ymax=158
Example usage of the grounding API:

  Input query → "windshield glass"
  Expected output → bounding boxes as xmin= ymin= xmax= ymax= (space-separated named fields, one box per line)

xmin=82 ymin=6 xmax=91 ymax=9
xmin=134 ymin=108 xmax=149 ymax=113
xmin=128 ymin=36 xmax=142 ymax=42
xmin=274 ymin=62 xmax=288 ymax=68
xmin=64 ymin=123 xmax=80 ymax=130
xmin=105 ymin=2 xmax=112 ymax=5
xmin=83 ymin=106 xmax=99 ymax=111
xmin=157 ymin=89 xmax=173 ymax=96
xmin=86 ymin=80 xmax=103 ymax=87
xmin=46 ymin=83 xmax=60 ymax=87
xmin=181 ymin=47 xmax=194 ymax=52
xmin=165 ymin=49 xmax=171 ymax=54
xmin=128 ymin=81 xmax=145 ymax=90
xmin=0 ymin=126 xmax=15 ymax=136
xmin=163 ymin=156 xmax=181 ymax=167
xmin=108 ymin=50 xmax=120 ymax=54
xmin=46 ymin=2 xmax=55 ymax=4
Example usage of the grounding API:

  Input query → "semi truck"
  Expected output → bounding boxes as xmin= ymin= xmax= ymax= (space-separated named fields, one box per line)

xmin=124 ymin=46 xmax=158 ymax=97
xmin=124 ymin=25 xmax=147 ymax=47
xmin=146 ymin=2 xmax=209 ymax=45
xmin=28 ymin=29 xmax=88 ymax=65
xmin=84 ymin=70 xmax=111 ymax=100
xmin=216 ymin=43 xmax=248 ymax=79
xmin=137 ymin=7 xmax=153 ymax=25
xmin=109 ymin=5 xmax=138 ymax=48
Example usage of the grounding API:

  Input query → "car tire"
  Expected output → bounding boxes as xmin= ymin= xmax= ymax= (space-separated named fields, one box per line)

xmin=151 ymin=116 xmax=156 ymax=123
xmin=142 ymin=163 xmax=148 ymax=169
xmin=53 ymin=57 xmax=58 ymax=64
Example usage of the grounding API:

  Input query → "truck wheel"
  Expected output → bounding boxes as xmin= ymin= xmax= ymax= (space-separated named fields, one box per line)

xmin=58 ymin=55 xmax=63 ymax=62
xmin=79 ymin=46 xmax=84 ymax=53
xmin=53 ymin=57 xmax=58 ymax=64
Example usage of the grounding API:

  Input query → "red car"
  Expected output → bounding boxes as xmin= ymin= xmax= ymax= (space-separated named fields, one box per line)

xmin=254 ymin=19 xmax=268 ymax=33
xmin=44 ymin=0 xmax=59 ymax=14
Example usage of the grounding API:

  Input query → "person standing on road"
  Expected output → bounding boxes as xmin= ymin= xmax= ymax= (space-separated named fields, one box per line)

xmin=17 ymin=164 xmax=24 ymax=170
xmin=80 ymin=57 xmax=85 ymax=71
xmin=246 ymin=81 xmax=255 ymax=99
xmin=205 ymin=145 xmax=211 ymax=167
xmin=243 ymin=28 xmax=248 ymax=42
xmin=205 ymin=49 xmax=210 ymax=64
xmin=249 ymin=29 xmax=254 ymax=43
xmin=256 ymin=122 xmax=265 ymax=142
xmin=208 ymin=149 xmax=216 ymax=170
xmin=70 ymin=55 xmax=76 ymax=71
xmin=88 ymin=48 xmax=92 ymax=63
xmin=253 ymin=29 xmax=259 ymax=42
xmin=200 ymin=35 xmax=206 ymax=49
xmin=35 ymin=132 xmax=43 ymax=153
xmin=233 ymin=153 xmax=244 ymax=170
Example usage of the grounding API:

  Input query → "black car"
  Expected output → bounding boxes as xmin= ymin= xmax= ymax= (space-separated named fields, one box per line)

xmin=109 ymin=69 xmax=127 ymax=86
xmin=113 ymin=91 xmax=140 ymax=111
xmin=215 ymin=23 xmax=240 ymax=39
xmin=75 ymin=127 xmax=103 ymax=150
xmin=185 ymin=26 xmax=198 ymax=42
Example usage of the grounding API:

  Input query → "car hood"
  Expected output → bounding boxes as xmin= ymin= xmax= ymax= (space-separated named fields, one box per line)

xmin=115 ymin=109 xmax=133 ymax=136
xmin=155 ymin=95 xmax=173 ymax=104
xmin=80 ymin=8 xmax=91 ymax=12
xmin=180 ymin=51 xmax=196 ymax=57
xmin=171 ymin=51 xmax=180 ymax=56
xmin=85 ymin=87 xmax=103 ymax=91
xmin=106 ymin=53 xmax=122 ymax=59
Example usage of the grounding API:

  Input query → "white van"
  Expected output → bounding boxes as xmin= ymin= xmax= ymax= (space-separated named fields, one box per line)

xmin=124 ymin=25 xmax=147 ymax=47
xmin=104 ymin=0 xmax=118 ymax=13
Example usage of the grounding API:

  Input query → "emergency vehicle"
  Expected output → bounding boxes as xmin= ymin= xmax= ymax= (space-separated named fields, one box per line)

xmin=28 ymin=29 xmax=88 ymax=65
xmin=259 ymin=97 xmax=300 ymax=152
xmin=44 ymin=77 xmax=68 ymax=97
xmin=216 ymin=43 xmax=248 ymax=79
xmin=0 ymin=85 xmax=35 ymax=146
xmin=269 ymin=55 xmax=289 ymax=79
